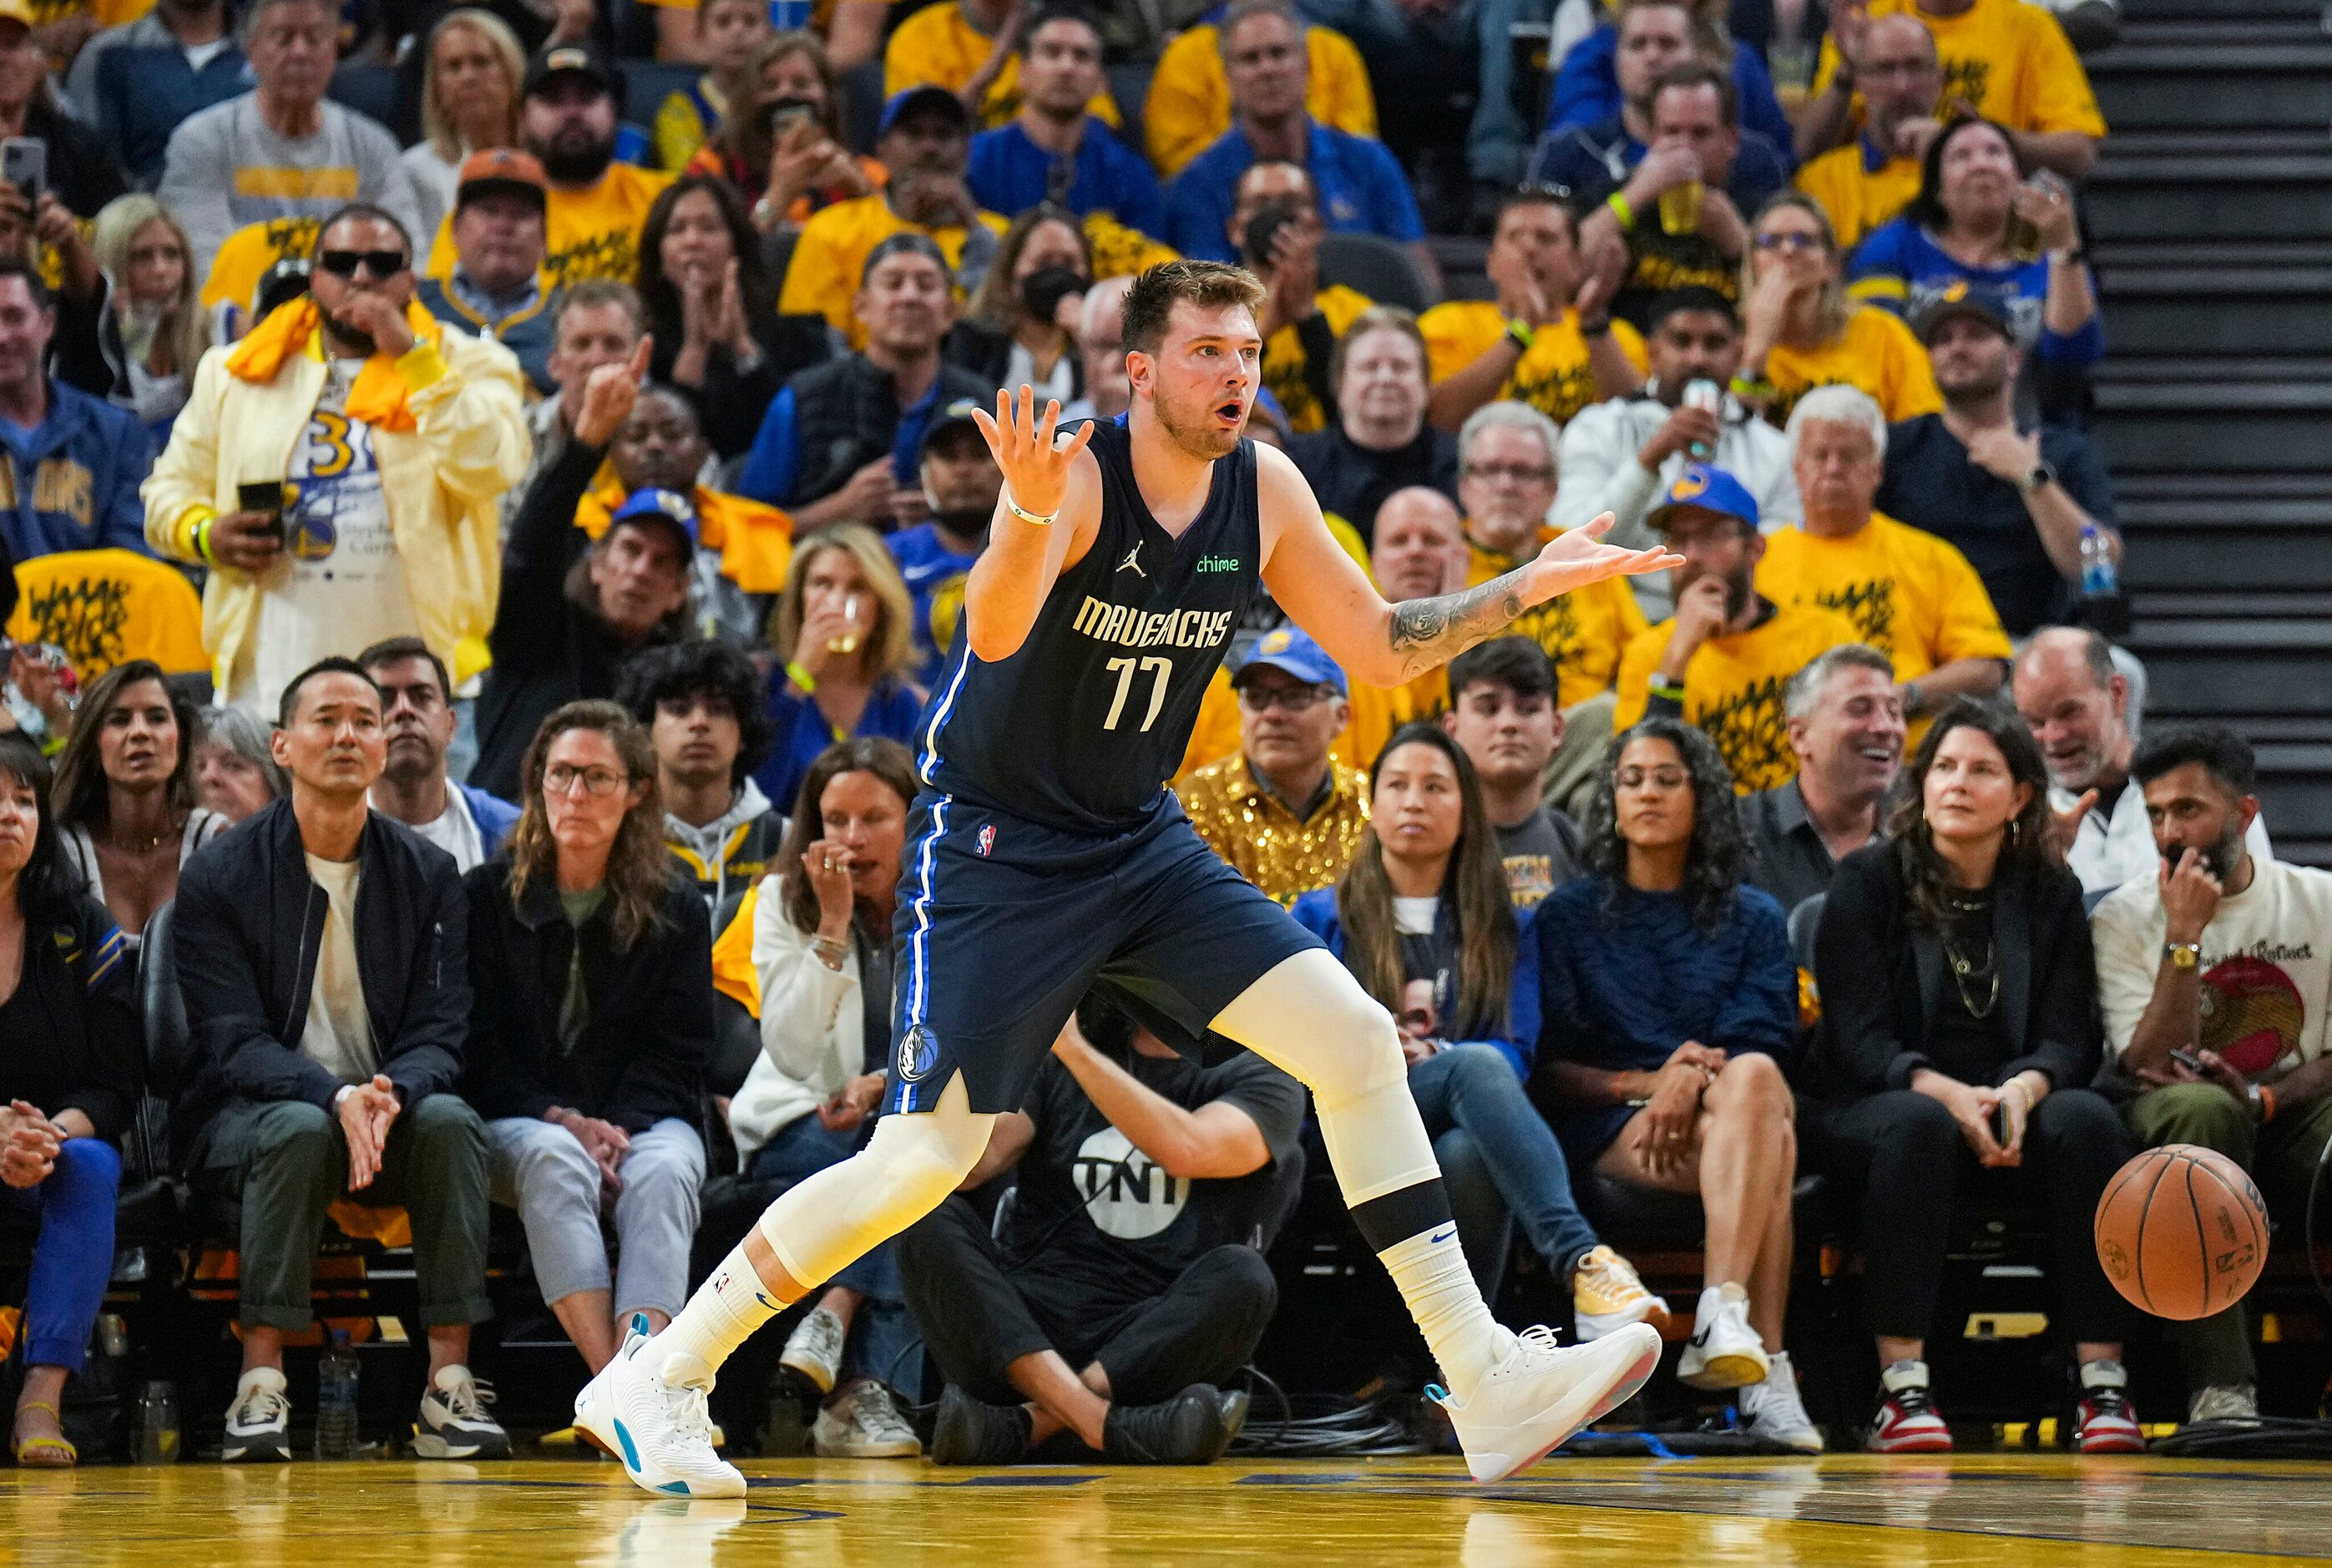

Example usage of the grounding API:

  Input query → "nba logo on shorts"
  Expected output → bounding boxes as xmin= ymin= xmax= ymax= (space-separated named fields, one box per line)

xmin=976 ymin=824 xmax=996 ymax=857
xmin=898 ymin=1024 xmax=940 ymax=1082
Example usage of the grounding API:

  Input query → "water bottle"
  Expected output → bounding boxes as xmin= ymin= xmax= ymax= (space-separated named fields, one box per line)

xmin=768 ymin=0 xmax=811 ymax=28
xmin=315 ymin=1330 xmax=359 ymax=1460
xmin=2079 ymin=522 xmax=2117 ymax=598
xmin=135 ymin=1380 xmax=180 ymax=1464
xmin=1682 ymin=379 xmax=1722 ymax=460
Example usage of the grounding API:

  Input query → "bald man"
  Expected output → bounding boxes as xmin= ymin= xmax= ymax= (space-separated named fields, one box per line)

xmin=1064 ymin=275 xmax=1136 ymax=423
xmin=2014 ymin=627 xmax=2269 ymax=893
xmin=1371 ymin=486 xmax=1469 ymax=604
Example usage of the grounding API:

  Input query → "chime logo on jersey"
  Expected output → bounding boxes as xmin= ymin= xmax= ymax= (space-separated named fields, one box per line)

xmin=1072 ymin=1125 xmax=1189 ymax=1239
xmin=1070 ymin=596 xmax=1235 ymax=651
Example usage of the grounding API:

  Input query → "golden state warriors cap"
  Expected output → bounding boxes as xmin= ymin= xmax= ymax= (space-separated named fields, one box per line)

xmin=1233 ymin=625 xmax=1348 ymax=697
xmin=1645 ymin=463 xmax=1759 ymax=534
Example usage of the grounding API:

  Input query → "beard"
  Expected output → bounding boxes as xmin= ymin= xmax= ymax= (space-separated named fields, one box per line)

xmin=1150 ymin=380 xmax=1242 ymax=461
xmin=536 ymin=129 xmax=615 ymax=185
xmin=322 ymin=314 xmax=377 ymax=359
xmin=2178 ymin=821 xmax=2247 ymax=881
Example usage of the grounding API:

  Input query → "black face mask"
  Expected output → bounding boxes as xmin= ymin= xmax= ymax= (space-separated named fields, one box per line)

xmin=1018 ymin=264 xmax=1086 ymax=326
xmin=1239 ymin=200 xmax=1303 ymax=269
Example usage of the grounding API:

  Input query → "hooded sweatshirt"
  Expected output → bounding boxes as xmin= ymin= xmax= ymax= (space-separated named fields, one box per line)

xmin=664 ymin=778 xmax=785 ymax=926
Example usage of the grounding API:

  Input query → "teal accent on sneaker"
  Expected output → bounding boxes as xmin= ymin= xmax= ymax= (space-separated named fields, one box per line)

xmin=657 ymin=1480 xmax=691 ymax=1495
xmin=615 ymin=1419 xmax=641 ymax=1473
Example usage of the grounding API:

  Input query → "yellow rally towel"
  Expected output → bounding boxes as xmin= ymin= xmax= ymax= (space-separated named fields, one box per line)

xmin=577 ymin=482 xmax=795 ymax=596
xmin=711 ymin=883 xmax=761 ymax=1018
xmin=225 ymin=298 xmax=444 ymax=434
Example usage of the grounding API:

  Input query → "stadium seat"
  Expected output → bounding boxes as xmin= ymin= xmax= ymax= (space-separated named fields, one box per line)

xmin=326 ymin=64 xmax=400 ymax=133
xmin=1787 ymin=892 xmax=1825 ymax=974
xmin=1318 ymin=231 xmax=1434 ymax=314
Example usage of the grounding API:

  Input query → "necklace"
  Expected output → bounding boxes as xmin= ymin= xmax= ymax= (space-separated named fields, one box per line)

xmin=1941 ymin=888 xmax=1999 ymax=1019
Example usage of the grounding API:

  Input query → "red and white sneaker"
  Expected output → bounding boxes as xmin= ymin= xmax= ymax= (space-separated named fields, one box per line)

xmin=1867 ymin=1362 xmax=1952 ymax=1454
xmin=2074 ymin=1361 xmax=2146 ymax=1454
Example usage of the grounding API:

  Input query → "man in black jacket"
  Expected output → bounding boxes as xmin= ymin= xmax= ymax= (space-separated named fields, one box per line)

xmin=176 ymin=658 xmax=506 ymax=1465
xmin=471 ymin=338 xmax=690 ymax=801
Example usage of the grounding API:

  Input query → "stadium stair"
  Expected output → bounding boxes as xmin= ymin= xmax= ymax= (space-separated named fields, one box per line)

xmin=2084 ymin=0 xmax=2332 ymax=865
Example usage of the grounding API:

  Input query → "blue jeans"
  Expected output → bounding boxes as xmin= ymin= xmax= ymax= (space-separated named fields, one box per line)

xmin=750 ymin=1114 xmax=918 ymax=1393
xmin=0 ymin=1139 xmax=119 ymax=1373
xmin=1409 ymin=1045 xmax=1596 ymax=1296
xmin=1295 ymin=0 xmax=1528 ymax=182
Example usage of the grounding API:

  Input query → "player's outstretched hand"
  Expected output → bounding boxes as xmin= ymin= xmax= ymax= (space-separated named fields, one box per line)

xmin=1516 ymin=514 xmax=1684 ymax=607
xmin=972 ymin=384 xmax=1095 ymax=521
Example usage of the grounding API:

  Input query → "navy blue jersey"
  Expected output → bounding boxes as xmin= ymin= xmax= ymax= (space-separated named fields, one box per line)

xmin=914 ymin=421 xmax=1263 ymax=834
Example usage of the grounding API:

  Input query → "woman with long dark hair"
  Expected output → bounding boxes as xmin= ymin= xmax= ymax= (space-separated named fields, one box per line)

xmin=0 ymin=735 xmax=136 ymax=1466
xmin=950 ymin=206 xmax=1091 ymax=406
xmin=635 ymin=174 xmax=830 ymax=459
xmin=1803 ymin=697 xmax=2137 ymax=1454
xmin=1847 ymin=117 xmax=2102 ymax=420
xmin=463 ymin=701 xmax=711 ymax=1374
xmin=1292 ymin=724 xmax=1666 ymax=1369
xmin=1532 ymin=717 xmax=1813 ymax=1447
xmin=50 ymin=660 xmax=225 ymax=938
xmin=730 ymin=736 xmax=923 ymax=1459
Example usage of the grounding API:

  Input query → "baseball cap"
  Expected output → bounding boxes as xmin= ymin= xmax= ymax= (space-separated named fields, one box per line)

xmin=1234 ymin=625 xmax=1348 ymax=698
xmin=1645 ymin=464 xmax=1760 ymax=534
xmin=918 ymin=397 xmax=987 ymax=460
xmin=608 ymin=488 xmax=699 ymax=553
xmin=878 ymin=84 xmax=972 ymax=139
xmin=1910 ymin=280 xmax=2015 ymax=345
xmin=454 ymin=148 xmax=549 ymax=213
xmin=524 ymin=43 xmax=621 ymax=101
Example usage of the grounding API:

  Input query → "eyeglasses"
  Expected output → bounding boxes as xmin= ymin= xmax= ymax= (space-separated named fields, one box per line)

xmin=316 ymin=249 xmax=410 ymax=280
xmin=544 ymin=763 xmax=628 ymax=797
xmin=1753 ymin=231 xmax=1827 ymax=255
xmin=1464 ymin=462 xmax=1555 ymax=485
xmin=1238 ymin=684 xmax=1331 ymax=713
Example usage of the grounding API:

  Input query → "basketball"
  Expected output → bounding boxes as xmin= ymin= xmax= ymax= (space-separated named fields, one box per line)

xmin=2094 ymin=1145 xmax=2270 ymax=1320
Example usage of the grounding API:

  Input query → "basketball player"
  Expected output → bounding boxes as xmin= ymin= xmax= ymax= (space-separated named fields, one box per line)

xmin=575 ymin=261 xmax=1682 ymax=1494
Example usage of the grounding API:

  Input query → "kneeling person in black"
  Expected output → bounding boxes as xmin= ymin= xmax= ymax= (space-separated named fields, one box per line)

xmin=898 ymin=998 xmax=1302 ymax=1466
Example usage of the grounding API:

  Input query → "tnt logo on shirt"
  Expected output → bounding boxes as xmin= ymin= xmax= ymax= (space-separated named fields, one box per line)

xmin=1073 ymin=1125 xmax=1189 ymax=1239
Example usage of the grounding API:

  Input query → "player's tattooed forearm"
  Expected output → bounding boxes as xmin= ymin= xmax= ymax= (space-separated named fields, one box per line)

xmin=1388 ymin=573 xmax=1528 ymax=679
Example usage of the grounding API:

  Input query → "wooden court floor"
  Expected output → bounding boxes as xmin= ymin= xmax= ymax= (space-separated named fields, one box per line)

xmin=9 ymin=1454 xmax=2332 ymax=1566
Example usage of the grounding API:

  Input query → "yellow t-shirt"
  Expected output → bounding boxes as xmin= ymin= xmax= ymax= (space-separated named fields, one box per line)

xmin=1753 ymin=513 xmax=2014 ymax=694
xmin=426 ymin=163 xmax=673 ymax=292
xmin=883 ymin=2 xmax=1119 ymax=129
xmin=1144 ymin=23 xmax=1378 ymax=179
xmin=776 ymin=193 xmax=1011 ymax=345
xmin=1762 ymin=306 xmax=1942 ymax=427
xmin=28 ymin=0 xmax=149 ymax=26
xmin=1419 ymin=303 xmax=1648 ymax=427
xmin=1614 ymin=603 xmax=1864 ymax=792
xmin=8 ymin=548 xmax=207 ymax=682
xmin=1793 ymin=142 xmax=1923 ymax=252
xmin=1266 ymin=283 xmax=1372 ymax=436
xmin=200 ymin=217 xmax=322 ymax=313
xmin=1813 ymin=0 xmax=2106 ymax=138
xmin=1465 ymin=534 xmax=1648 ymax=709
xmin=654 ymin=79 xmax=728 ymax=174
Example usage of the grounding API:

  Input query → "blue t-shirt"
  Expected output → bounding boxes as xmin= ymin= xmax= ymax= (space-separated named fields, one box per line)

xmin=1544 ymin=24 xmax=1795 ymax=169
xmin=887 ymin=522 xmax=983 ymax=685
xmin=1163 ymin=120 xmax=1425 ymax=263
xmin=1533 ymin=875 xmax=1796 ymax=1166
xmin=966 ymin=119 xmax=1166 ymax=240
xmin=756 ymin=675 xmax=927 ymax=817
xmin=1848 ymin=217 xmax=2106 ymax=367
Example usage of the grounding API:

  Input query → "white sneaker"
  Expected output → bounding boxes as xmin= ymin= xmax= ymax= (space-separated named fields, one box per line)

xmin=1677 ymin=1283 xmax=1769 ymax=1391
xmin=779 ymin=1306 xmax=847 ymax=1397
xmin=222 ymin=1367 xmax=291 ymax=1463
xmin=1571 ymin=1245 xmax=1673 ymax=1343
xmin=1434 ymin=1322 xmax=1662 ymax=1483
xmin=2188 ymin=1384 xmax=2259 ymax=1426
xmin=574 ymin=1321 xmax=746 ymax=1499
xmin=1738 ymin=1350 xmax=1824 ymax=1452
xmin=414 ymin=1366 xmax=510 ymax=1459
xmin=812 ymin=1380 xmax=923 ymax=1458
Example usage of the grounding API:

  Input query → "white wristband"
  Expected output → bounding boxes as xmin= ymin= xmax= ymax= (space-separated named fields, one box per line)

xmin=1004 ymin=491 xmax=1057 ymax=528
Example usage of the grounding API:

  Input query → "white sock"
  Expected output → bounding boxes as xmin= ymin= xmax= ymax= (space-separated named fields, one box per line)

xmin=641 ymin=1242 xmax=781 ymax=1381
xmin=1379 ymin=1227 xmax=1515 ymax=1404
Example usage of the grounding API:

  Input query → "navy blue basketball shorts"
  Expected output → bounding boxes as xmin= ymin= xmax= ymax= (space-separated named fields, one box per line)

xmin=884 ymin=791 xmax=1324 ymax=1115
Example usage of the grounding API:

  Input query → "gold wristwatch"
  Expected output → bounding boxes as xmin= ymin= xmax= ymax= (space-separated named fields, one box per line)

xmin=2164 ymin=942 xmax=2201 ymax=970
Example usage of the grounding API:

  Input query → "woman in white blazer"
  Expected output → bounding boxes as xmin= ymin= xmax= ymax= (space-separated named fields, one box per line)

xmin=727 ymin=737 xmax=922 ymax=1459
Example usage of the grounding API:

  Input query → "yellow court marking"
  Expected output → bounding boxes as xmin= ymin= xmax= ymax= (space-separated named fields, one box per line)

xmin=4 ymin=1455 xmax=2329 ymax=1566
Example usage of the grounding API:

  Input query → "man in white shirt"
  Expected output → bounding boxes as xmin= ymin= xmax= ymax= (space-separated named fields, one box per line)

xmin=361 ymin=637 xmax=518 ymax=873
xmin=2015 ymin=626 xmax=2269 ymax=894
xmin=2091 ymin=725 xmax=2332 ymax=1429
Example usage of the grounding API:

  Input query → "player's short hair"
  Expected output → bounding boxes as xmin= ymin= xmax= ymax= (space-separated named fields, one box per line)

xmin=1121 ymin=260 xmax=1267 ymax=357
xmin=1783 ymin=643 xmax=1894 ymax=722
xmin=2132 ymin=725 xmax=2257 ymax=801
xmin=1448 ymin=637 xmax=1556 ymax=706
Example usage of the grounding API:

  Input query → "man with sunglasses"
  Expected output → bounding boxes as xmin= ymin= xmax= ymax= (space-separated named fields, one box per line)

xmin=145 ymin=203 xmax=530 ymax=720
xmin=1175 ymin=625 xmax=1368 ymax=906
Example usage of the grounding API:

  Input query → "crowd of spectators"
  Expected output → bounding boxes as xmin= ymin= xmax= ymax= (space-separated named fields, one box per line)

xmin=0 ymin=0 xmax=2308 ymax=1475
